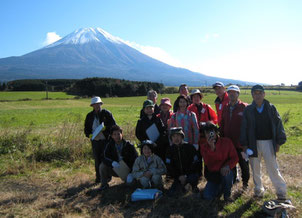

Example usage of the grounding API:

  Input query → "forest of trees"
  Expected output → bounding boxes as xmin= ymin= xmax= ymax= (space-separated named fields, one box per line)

xmin=1 ymin=78 xmax=166 ymax=97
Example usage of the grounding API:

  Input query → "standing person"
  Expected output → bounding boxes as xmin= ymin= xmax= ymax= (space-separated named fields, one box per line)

xmin=201 ymin=122 xmax=238 ymax=201
xmin=188 ymin=89 xmax=218 ymax=125
xmin=173 ymin=84 xmax=192 ymax=113
xmin=84 ymin=96 xmax=116 ymax=183
xmin=220 ymin=85 xmax=249 ymax=190
xmin=166 ymin=127 xmax=202 ymax=194
xmin=157 ymin=97 xmax=173 ymax=129
xmin=212 ymin=82 xmax=229 ymax=126
xmin=100 ymin=125 xmax=138 ymax=190
xmin=132 ymin=140 xmax=167 ymax=189
xmin=140 ymin=90 xmax=160 ymax=118
xmin=240 ymin=85 xmax=287 ymax=200
xmin=168 ymin=95 xmax=199 ymax=149
xmin=136 ymin=100 xmax=167 ymax=161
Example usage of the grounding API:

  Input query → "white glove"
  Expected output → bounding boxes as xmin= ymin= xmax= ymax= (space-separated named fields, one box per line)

xmin=193 ymin=144 xmax=199 ymax=150
xmin=112 ymin=161 xmax=120 ymax=168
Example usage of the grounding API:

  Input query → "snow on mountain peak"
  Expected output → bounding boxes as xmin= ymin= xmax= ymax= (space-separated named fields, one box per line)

xmin=46 ymin=27 xmax=123 ymax=48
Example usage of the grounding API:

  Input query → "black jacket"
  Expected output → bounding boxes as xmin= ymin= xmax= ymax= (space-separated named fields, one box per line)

xmin=135 ymin=114 xmax=166 ymax=144
xmin=240 ymin=99 xmax=287 ymax=157
xmin=84 ymin=109 xmax=116 ymax=140
xmin=140 ymin=104 xmax=161 ymax=118
xmin=103 ymin=139 xmax=138 ymax=169
xmin=165 ymin=142 xmax=202 ymax=179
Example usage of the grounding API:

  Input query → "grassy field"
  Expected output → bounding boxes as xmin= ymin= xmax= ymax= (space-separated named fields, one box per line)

xmin=0 ymin=91 xmax=76 ymax=101
xmin=0 ymin=90 xmax=301 ymax=217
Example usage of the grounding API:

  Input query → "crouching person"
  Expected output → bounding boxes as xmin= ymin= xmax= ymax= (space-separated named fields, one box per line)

xmin=132 ymin=140 xmax=167 ymax=189
xmin=166 ymin=127 xmax=202 ymax=194
xmin=99 ymin=125 xmax=138 ymax=190
xmin=200 ymin=122 xmax=238 ymax=201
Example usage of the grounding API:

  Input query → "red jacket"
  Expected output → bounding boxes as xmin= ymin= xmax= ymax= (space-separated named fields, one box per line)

xmin=220 ymin=100 xmax=247 ymax=150
xmin=200 ymin=137 xmax=238 ymax=172
xmin=188 ymin=103 xmax=218 ymax=125
xmin=214 ymin=92 xmax=229 ymax=126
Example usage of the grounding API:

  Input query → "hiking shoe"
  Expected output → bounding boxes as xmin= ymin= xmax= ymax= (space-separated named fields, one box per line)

xmin=100 ymin=184 xmax=109 ymax=191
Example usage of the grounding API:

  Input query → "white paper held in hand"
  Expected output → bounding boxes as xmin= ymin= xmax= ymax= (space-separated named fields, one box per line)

xmin=91 ymin=122 xmax=105 ymax=140
xmin=146 ymin=123 xmax=160 ymax=142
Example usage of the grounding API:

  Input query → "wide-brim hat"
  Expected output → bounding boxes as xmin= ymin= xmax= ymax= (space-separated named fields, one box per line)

xmin=227 ymin=85 xmax=240 ymax=93
xmin=90 ymin=96 xmax=103 ymax=106
xmin=159 ymin=97 xmax=172 ymax=108
xmin=169 ymin=127 xmax=185 ymax=139
xmin=190 ymin=89 xmax=203 ymax=98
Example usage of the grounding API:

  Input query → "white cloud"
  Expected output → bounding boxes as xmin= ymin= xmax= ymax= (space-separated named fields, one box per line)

xmin=43 ymin=32 xmax=62 ymax=46
xmin=124 ymin=40 xmax=184 ymax=67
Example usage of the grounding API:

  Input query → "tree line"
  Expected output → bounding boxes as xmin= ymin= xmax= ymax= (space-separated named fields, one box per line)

xmin=0 ymin=78 xmax=167 ymax=97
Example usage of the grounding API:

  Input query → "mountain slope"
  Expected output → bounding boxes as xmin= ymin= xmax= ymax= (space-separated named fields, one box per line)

xmin=0 ymin=27 xmax=253 ymax=86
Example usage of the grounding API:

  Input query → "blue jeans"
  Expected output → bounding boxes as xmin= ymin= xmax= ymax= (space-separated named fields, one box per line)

xmin=203 ymin=170 xmax=234 ymax=200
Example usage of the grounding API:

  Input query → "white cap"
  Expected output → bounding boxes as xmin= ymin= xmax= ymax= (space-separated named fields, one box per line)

xmin=90 ymin=96 xmax=103 ymax=106
xmin=227 ymin=85 xmax=240 ymax=93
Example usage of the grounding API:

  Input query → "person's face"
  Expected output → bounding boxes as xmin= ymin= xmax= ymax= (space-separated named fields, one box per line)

xmin=214 ymin=86 xmax=225 ymax=98
xmin=192 ymin=94 xmax=201 ymax=104
xmin=92 ymin=103 xmax=102 ymax=112
xmin=252 ymin=90 xmax=265 ymax=105
xmin=111 ymin=130 xmax=122 ymax=144
xmin=179 ymin=86 xmax=189 ymax=96
xmin=148 ymin=94 xmax=157 ymax=103
xmin=178 ymin=98 xmax=188 ymax=110
xmin=171 ymin=134 xmax=183 ymax=145
xmin=160 ymin=104 xmax=170 ymax=113
xmin=228 ymin=90 xmax=239 ymax=103
xmin=142 ymin=145 xmax=152 ymax=157
xmin=144 ymin=106 xmax=154 ymax=116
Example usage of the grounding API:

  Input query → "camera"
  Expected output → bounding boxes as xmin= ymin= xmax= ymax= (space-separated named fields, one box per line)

xmin=208 ymin=131 xmax=215 ymax=140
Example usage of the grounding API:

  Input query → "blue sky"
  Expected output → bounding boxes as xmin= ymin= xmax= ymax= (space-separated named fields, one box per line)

xmin=1 ymin=0 xmax=301 ymax=85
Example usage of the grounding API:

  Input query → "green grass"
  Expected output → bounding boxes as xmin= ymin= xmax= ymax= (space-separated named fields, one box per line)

xmin=0 ymin=91 xmax=76 ymax=100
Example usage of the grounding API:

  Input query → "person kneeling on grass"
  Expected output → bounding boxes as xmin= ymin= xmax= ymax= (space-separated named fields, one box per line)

xmin=132 ymin=140 xmax=167 ymax=189
xmin=99 ymin=125 xmax=138 ymax=190
xmin=166 ymin=127 xmax=202 ymax=194
xmin=200 ymin=122 xmax=238 ymax=201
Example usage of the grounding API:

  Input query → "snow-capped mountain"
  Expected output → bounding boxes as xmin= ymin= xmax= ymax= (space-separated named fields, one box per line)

xmin=0 ymin=27 xmax=252 ymax=86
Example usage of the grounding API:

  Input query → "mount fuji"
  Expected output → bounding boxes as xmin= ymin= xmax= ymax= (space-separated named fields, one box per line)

xmin=0 ymin=27 xmax=251 ymax=86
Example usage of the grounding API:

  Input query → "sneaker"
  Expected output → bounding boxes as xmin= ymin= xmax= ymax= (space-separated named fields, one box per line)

xmin=242 ymin=183 xmax=248 ymax=191
xmin=100 ymin=184 xmax=109 ymax=191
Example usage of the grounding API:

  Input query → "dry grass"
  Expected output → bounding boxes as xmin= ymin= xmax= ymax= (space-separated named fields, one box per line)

xmin=0 ymin=155 xmax=301 ymax=218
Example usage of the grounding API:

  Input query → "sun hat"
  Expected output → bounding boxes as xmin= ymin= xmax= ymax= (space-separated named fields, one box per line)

xmin=251 ymin=84 xmax=265 ymax=93
xmin=227 ymin=85 xmax=240 ymax=93
xmin=159 ymin=98 xmax=172 ymax=108
xmin=169 ymin=127 xmax=185 ymax=139
xmin=143 ymin=100 xmax=154 ymax=108
xmin=90 ymin=96 xmax=103 ymax=106
xmin=190 ymin=89 xmax=203 ymax=98
xmin=212 ymin=82 xmax=225 ymax=89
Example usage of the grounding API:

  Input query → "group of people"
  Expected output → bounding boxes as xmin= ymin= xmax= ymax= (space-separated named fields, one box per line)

xmin=84 ymin=82 xmax=287 ymax=201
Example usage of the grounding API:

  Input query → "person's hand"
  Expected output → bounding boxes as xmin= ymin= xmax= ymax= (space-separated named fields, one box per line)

xmin=112 ymin=161 xmax=120 ymax=168
xmin=143 ymin=171 xmax=152 ymax=178
xmin=220 ymin=165 xmax=230 ymax=176
xmin=178 ymin=175 xmax=187 ymax=185
xmin=276 ymin=144 xmax=280 ymax=152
